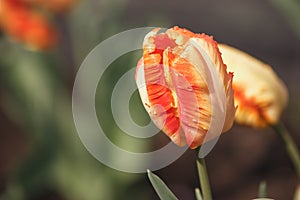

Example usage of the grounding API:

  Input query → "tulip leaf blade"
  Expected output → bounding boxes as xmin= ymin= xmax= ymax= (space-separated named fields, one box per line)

xmin=147 ymin=169 xmax=178 ymax=200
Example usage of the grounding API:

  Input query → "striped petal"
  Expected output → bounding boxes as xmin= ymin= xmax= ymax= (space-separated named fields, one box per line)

xmin=136 ymin=26 xmax=235 ymax=149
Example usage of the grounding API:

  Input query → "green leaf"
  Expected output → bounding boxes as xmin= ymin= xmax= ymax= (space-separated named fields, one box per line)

xmin=147 ymin=169 xmax=178 ymax=200
xmin=194 ymin=188 xmax=203 ymax=200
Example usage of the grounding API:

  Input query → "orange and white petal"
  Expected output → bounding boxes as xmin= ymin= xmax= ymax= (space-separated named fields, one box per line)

xmin=135 ymin=26 xmax=235 ymax=149
xmin=167 ymin=27 xmax=235 ymax=133
xmin=136 ymin=55 xmax=186 ymax=146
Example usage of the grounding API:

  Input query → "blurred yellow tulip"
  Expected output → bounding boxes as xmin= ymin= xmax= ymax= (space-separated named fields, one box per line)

xmin=219 ymin=44 xmax=288 ymax=128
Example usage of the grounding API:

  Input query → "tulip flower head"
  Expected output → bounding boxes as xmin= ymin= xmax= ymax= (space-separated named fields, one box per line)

xmin=135 ymin=27 xmax=235 ymax=149
xmin=219 ymin=44 xmax=288 ymax=128
xmin=0 ymin=0 xmax=76 ymax=50
xmin=0 ymin=0 xmax=58 ymax=50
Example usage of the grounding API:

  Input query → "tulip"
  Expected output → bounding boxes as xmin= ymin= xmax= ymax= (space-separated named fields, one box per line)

xmin=135 ymin=26 xmax=235 ymax=149
xmin=0 ymin=0 xmax=58 ymax=50
xmin=218 ymin=44 xmax=288 ymax=128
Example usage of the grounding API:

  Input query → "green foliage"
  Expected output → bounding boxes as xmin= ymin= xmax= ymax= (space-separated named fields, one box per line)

xmin=147 ymin=170 xmax=178 ymax=200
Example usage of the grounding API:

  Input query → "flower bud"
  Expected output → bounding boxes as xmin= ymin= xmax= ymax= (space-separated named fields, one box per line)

xmin=219 ymin=44 xmax=288 ymax=128
xmin=135 ymin=27 xmax=235 ymax=149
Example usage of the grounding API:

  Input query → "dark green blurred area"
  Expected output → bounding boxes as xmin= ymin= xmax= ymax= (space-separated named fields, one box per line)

xmin=1 ymin=0 xmax=300 ymax=200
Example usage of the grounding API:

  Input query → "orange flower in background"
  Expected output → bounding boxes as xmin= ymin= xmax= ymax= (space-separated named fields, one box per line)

xmin=218 ymin=44 xmax=288 ymax=128
xmin=0 ymin=0 xmax=58 ymax=50
xmin=135 ymin=26 xmax=235 ymax=149
xmin=0 ymin=0 xmax=76 ymax=50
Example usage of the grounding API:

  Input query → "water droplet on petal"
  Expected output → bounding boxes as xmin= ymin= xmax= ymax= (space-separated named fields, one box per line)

xmin=186 ymin=86 xmax=193 ymax=91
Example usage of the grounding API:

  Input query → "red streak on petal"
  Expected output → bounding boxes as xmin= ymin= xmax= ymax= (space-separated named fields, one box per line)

xmin=234 ymin=86 xmax=267 ymax=127
xmin=153 ymin=34 xmax=177 ymax=54
xmin=143 ymin=52 xmax=182 ymax=143
xmin=149 ymin=33 xmax=177 ymax=64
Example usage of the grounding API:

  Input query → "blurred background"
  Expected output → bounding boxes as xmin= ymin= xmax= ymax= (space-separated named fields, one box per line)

xmin=1 ymin=0 xmax=300 ymax=199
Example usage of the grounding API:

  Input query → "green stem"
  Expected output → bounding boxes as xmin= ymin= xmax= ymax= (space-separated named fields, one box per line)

xmin=258 ymin=181 xmax=267 ymax=198
xmin=272 ymin=122 xmax=300 ymax=178
xmin=194 ymin=188 xmax=203 ymax=200
xmin=196 ymin=155 xmax=213 ymax=200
